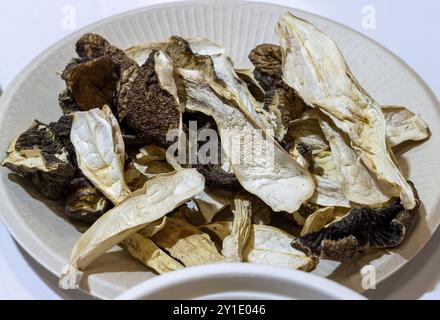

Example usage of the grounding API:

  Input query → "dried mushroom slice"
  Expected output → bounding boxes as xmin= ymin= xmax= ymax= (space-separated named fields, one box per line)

xmin=235 ymin=69 xmax=265 ymax=102
xmin=292 ymin=184 xmax=420 ymax=261
xmin=316 ymin=112 xmax=390 ymax=206
xmin=171 ymin=36 xmax=274 ymax=132
xmin=70 ymin=106 xmax=131 ymax=204
xmin=2 ymin=120 xmax=75 ymax=200
xmin=300 ymin=207 xmax=335 ymax=236
xmin=59 ymin=169 xmax=205 ymax=289
xmin=264 ymin=85 xmax=306 ymax=143
xmin=48 ymin=115 xmax=76 ymax=165
xmin=124 ymin=51 xmax=181 ymax=147
xmin=62 ymin=56 xmax=117 ymax=111
xmin=383 ymin=105 xmax=430 ymax=147
xmin=180 ymin=68 xmax=315 ymax=213
xmin=248 ymin=44 xmax=283 ymax=90
xmin=276 ymin=12 xmax=416 ymax=210
xmin=75 ymin=33 xmax=140 ymax=122
xmin=151 ymin=217 xmax=225 ymax=267
xmin=65 ymin=176 xmax=109 ymax=224
xmin=203 ymin=221 xmax=317 ymax=271
xmin=125 ymin=41 xmax=167 ymax=66
xmin=76 ymin=33 xmax=111 ymax=59
xmin=193 ymin=187 xmax=233 ymax=224
xmin=122 ymin=233 xmax=184 ymax=274
xmin=123 ymin=160 xmax=149 ymax=192
xmin=222 ymin=194 xmax=253 ymax=262
xmin=58 ymin=89 xmax=79 ymax=115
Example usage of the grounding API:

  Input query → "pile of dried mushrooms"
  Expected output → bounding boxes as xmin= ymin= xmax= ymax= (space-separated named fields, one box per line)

xmin=1 ymin=12 xmax=430 ymax=290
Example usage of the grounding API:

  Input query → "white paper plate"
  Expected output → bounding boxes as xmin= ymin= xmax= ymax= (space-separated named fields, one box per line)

xmin=116 ymin=263 xmax=365 ymax=300
xmin=0 ymin=0 xmax=439 ymax=299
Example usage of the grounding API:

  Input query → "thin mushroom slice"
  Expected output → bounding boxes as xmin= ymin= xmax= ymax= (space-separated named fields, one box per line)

xmin=276 ymin=12 xmax=416 ymax=209
xmin=383 ymin=105 xmax=430 ymax=147
xmin=222 ymin=194 xmax=253 ymax=262
xmin=301 ymin=207 xmax=335 ymax=236
xmin=316 ymin=112 xmax=390 ymax=206
xmin=180 ymin=68 xmax=315 ymax=213
xmin=121 ymin=233 xmax=184 ymax=274
xmin=70 ymin=105 xmax=130 ymax=204
xmin=202 ymin=222 xmax=317 ymax=271
xmin=59 ymin=169 xmax=204 ymax=289
xmin=151 ymin=217 xmax=225 ymax=267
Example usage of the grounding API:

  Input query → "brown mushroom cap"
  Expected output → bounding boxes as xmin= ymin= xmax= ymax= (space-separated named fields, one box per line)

xmin=76 ymin=33 xmax=110 ymax=59
xmin=61 ymin=56 xmax=117 ymax=111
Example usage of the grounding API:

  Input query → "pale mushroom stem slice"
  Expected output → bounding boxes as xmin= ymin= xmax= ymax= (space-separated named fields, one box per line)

xmin=59 ymin=169 xmax=204 ymax=289
xmin=151 ymin=217 xmax=225 ymax=267
xmin=179 ymin=68 xmax=315 ymax=213
xmin=382 ymin=105 xmax=430 ymax=148
xmin=276 ymin=12 xmax=416 ymax=209
xmin=121 ymin=233 xmax=184 ymax=274
xmin=316 ymin=113 xmax=390 ymax=206
xmin=301 ymin=207 xmax=335 ymax=236
xmin=222 ymin=195 xmax=253 ymax=262
xmin=202 ymin=222 xmax=317 ymax=271
xmin=70 ymin=105 xmax=130 ymax=204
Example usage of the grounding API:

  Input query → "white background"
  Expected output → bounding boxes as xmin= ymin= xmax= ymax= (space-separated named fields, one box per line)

xmin=0 ymin=0 xmax=439 ymax=299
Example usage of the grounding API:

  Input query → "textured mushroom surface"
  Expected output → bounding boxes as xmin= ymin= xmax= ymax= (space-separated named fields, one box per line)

xmin=65 ymin=176 xmax=110 ymax=223
xmin=62 ymin=56 xmax=117 ymax=111
xmin=292 ymin=186 xmax=419 ymax=261
xmin=124 ymin=51 xmax=181 ymax=147
xmin=2 ymin=120 xmax=75 ymax=199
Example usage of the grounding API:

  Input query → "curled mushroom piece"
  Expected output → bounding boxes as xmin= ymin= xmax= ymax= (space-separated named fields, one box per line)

xmin=62 ymin=56 xmax=117 ymax=111
xmin=383 ymin=105 xmax=430 ymax=147
xmin=76 ymin=33 xmax=111 ymax=59
xmin=264 ymin=85 xmax=307 ymax=143
xmin=2 ymin=120 xmax=75 ymax=200
xmin=75 ymin=33 xmax=140 ymax=121
xmin=222 ymin=194 xmax=253 ymax=262
xmin=64 ymin=176 xmax=110 ymax=224
xmin=248 ymin=44 xmax=283 ymax=90
xmin=292 ymin=182 xmax=420 ymax=261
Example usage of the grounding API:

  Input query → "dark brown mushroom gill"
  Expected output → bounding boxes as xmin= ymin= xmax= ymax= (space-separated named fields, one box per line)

xmin=292 ymin=184 xmax=420 ymax=261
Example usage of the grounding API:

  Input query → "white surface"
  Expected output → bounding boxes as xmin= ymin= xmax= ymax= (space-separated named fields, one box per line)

xmin=0 ymin=0 xmax=439 ymax=300
xmin=116 ymin=264 xmax=365 ymax=300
